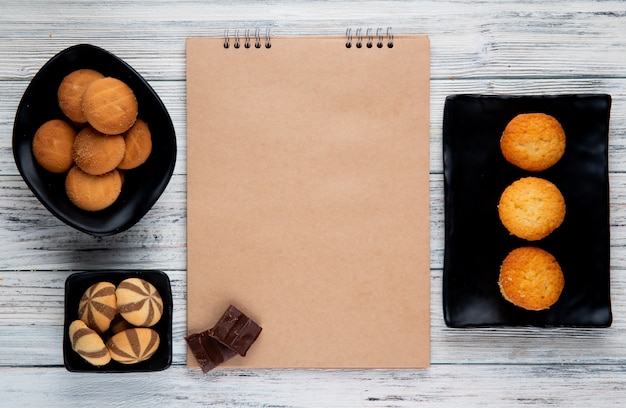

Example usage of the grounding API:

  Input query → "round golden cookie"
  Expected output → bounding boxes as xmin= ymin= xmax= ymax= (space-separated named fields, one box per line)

xmin=498 ymin=246 xmax=564 ymax=311
xmin=500 ymin=113 xmax=566 ymax=172
xmin=73 ymin=126 xmax=126 ymax=175
xmin=31 ymin=119 xmax=77 ymax=173
xmin=65 ymin=166 xmax=123 ymax=211
xmin=82 ymin=77 xmax=138 ymax=135
xmin=117 ymin=119 xmax=152 ymax=170
xmin=57 ymin=69 xmax=105 ymax=124
xmin=498 ymin=177 xmax=565 ymax=241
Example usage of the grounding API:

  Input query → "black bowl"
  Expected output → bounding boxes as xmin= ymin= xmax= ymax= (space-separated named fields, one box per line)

xmin=12 ymin=44 xmax=176 ymax=236
xmin=63 ymin=270 xmax=173 ymax=372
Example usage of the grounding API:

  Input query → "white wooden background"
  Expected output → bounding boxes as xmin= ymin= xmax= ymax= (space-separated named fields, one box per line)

xmin=1 ymin=1 xmax=626 ymax=406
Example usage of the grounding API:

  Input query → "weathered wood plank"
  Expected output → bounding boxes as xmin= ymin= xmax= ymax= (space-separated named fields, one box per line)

xmin=1 ymin=1 xmax=626 ymax=81
xmin=1 ymin=365 xmax=625 ymax=407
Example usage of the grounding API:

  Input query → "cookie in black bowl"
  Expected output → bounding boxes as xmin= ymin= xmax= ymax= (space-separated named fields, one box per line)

xmin=12 ymin=44 xmax=176 ymax=236
xmin=63 ymin=270 xmax=173 ymax=372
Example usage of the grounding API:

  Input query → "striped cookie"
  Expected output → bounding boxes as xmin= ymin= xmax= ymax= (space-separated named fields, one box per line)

xmin=106 ymin=328 xmax=160 ymax=364
xmin=116 ymin=278 xmax=163 ymax=327
xmin=69 ymin=320 xmax=111 ymax=366
xmin=78 ymin=281 xmax=117 ymax=333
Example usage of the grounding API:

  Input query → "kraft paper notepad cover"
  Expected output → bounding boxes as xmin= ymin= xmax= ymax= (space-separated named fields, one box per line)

xmin=186 ymin=35 xmax=430 ymax=368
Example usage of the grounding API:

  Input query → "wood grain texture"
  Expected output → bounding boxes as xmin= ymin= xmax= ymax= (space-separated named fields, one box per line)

xmin=1 ymin=365 xmax=626 ymax=407
xmin=1 ymin=0 xmax=626 ymax=406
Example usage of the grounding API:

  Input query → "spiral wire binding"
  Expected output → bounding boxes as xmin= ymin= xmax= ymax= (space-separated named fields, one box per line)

xmin=225 ymin=27 xmax=391 ymax=50
xmin=224 ymin=28 xmax=271 ymax=49
xmin=345 ymin=27 xmax=393 ymax=49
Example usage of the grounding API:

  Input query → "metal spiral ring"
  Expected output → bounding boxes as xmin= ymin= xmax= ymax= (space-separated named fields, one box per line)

xmin=244 ymin=29 xmax=251 ymax=48
xmin=223 ymin=29 xmax=230 ymax=49
xmin=233 ymin=29 xmax=240 ymax=49
xmin=265 ymin=28 xmax=271 ymax=48
xmin=376 ymin=28 xmax=384 ymax=48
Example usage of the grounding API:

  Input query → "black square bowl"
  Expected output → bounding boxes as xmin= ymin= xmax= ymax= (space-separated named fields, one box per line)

xmin=63 ymin=270 xmax=173 ymax=372
xmin=13 ymin=44 xmax=177 ymax=236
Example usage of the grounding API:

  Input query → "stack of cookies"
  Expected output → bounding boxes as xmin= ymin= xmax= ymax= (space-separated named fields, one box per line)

xmin=497 ymin=113 xmax=566 ymax=311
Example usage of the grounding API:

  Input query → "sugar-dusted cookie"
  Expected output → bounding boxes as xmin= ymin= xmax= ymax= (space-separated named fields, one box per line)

xmin=65 ymin=166 xmax=123 ymax=211
xmin=73 ymin=126 xmax=125 ymax=175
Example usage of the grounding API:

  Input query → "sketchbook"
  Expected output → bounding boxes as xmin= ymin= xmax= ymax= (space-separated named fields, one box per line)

xmin=186 ymin=30 xmax=430 ymax=368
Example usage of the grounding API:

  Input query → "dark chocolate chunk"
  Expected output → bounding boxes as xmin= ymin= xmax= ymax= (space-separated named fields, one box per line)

xmin=185 ymin=330 xmax=237 ymax=373
xmin=208 ymin=305 xmax=262 ymax=356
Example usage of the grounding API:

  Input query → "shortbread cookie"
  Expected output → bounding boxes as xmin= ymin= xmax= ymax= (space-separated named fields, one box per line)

xmin=500 ymin=113 xmax=566 ymax=172
xmin=116 ymin=278 xmax=163 ymax=327
xmin=31 ymin=119 xmax=77 ymax=173
xmin=117 ymin=119 xmax=152 ymax=170
xmin=498 ymin=177 xmax=566 ymax=241
xmin=57 ymin=69 xmax=105 ymax=124
xmin=498 ymin=246 xmax=564 ymax=311
xmin=72 ymin=126 xmax=125 ymax=175
xmin=82 ymin=77 xmax=138 ymax=135
xmin=65 ymin=166 xmax=122 ymax=211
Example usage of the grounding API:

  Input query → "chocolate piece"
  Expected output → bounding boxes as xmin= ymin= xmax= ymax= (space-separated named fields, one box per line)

xmin=208 ymin=305 xmax=262 ymax=357
xmin=185 ymin=330 xmax=237 ymax=373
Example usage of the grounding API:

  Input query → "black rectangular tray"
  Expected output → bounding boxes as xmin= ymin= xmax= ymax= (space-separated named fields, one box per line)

xmin=442 ymin=94 xmax=612 ymax=328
